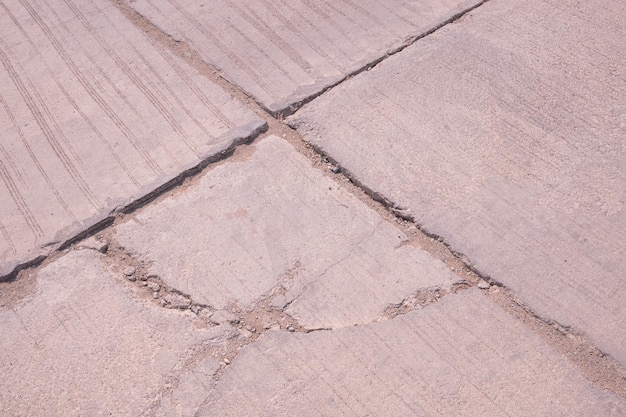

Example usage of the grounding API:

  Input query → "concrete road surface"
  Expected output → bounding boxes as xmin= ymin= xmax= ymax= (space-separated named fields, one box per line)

xmin=1 ymin=0 xmax=625 ymax=416
xmin=0 ymin=0 xmax=265 ymax=278
xmin=290 ymin=0 xmax=626 ymax=365
xmin=129 ymin=0 xmax=484 ymax=115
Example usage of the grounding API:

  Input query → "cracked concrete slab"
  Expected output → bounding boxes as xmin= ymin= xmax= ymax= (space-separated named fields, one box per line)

xmin=127 ymin=0 xmax=483 ymax=115
xmin=289 ymin=0 xmax=626 ymax=364
xmin=115 ymin=135 xmax=459 ymax=330
xmin=0 ymin=249 xmax=234 ymax=417
xmin=197 ymin=289 xmax=626 ymax=417
xmin=0 ymin=0 xmax=265 ymax=279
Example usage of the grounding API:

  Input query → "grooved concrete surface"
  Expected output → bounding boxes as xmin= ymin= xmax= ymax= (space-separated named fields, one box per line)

xmin=129 ymin=0 xmax=483 ymax=114
xmin=2 ymin=0 xmax=626 ymax=416
xmin=198 ymin=290 xmax=626 ymax=417
xmin=0 ymin=0 xmax=265 ymax=279
xmin=116 ymin=136 xmax=459 ymax=330
xmin=0 ymin=249 xmax=233 ymax=417
xmin=290 ymin=0 xmax=626 ymax=365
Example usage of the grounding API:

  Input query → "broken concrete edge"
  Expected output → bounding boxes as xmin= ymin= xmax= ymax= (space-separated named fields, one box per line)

xmin=276 ymin=133 xmax=626 ymax=381
xmin=284 ymin=134 xmax=498 ymax=279
xmin=121 ymin=119 xmax=268 ymax=213
xmin=0 ymin=120 xmax=268 ymax=283
xmin=267 ymin=0 xmax=488 ymax=119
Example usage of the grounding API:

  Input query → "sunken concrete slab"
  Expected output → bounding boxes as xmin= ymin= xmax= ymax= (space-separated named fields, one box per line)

xmin=128 ymin=0 xmax=484 ymax=115
xmin=196 ymin=289 xmax=626 ymax=417
xmin=289 ymin=0 xmax=626 ymax=365
xmin=0 ymin=0 xmax=265 ymax=280
xmin=0 ymin=249 xmax=233 ymax=417
xmin=115 ymin=135 xmax=459 ymax=330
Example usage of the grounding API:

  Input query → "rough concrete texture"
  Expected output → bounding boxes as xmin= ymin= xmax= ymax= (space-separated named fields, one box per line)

xmin=0 ymin=0 xmax=265 ymax=279
xmin=129 ymin=0 xmax=484 ymax=114
xmin=0 ymin=249 xmax=234 ymax=416
xmin=115 ymin=136 xmax=459 ymax=330
xmin=290 ymin=0 xmax=626 ymax=364
xmin=156 ymin=358 xmax=221 ymax=417
xmin=197 ymin=289 xmax=626 ymax=417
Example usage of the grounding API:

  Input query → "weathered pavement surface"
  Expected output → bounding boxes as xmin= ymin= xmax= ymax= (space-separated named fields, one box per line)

xmin=291 ymin=0 xmax=626 ymax=365
xmin=1 ymin=0 xmax=626 ymax=416
xmin=0 ymin=0 xmax=265 ymax=278
xmin=128 ymin=0 xmax=484 ymax=115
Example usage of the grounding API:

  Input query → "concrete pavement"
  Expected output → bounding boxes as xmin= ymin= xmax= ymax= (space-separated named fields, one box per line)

xmin=289 ymin=0 xmax=626 ymax=365
xmin=1 ymin=0 xmax=625 ymax=416
xmin=128 ymin=0 xmax=484 ymax=115
xmin=0 ymin=0 xmax=265 ymax=278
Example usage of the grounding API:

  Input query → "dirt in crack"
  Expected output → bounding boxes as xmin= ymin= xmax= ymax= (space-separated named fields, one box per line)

xmin=93 ymin=233 xmax=308 ymax=368
xmin=384 ymin=281 xmax=473 ymax=319
xmin=485 ymin=284 xmax=626 ymax=400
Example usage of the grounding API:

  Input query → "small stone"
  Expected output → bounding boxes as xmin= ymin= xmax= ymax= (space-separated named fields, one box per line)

xmin=477 ymin=279 xmax=490 ymax=289
xmin=77 ymin=236 xmax=109 ymax=253
xmin=224 ymin=358 xmax=230 ymax=365
xmin=152 ymin=292 xmax=159 ymax=299
xmin=331 ymin=166 xmax=341 ymax=174
xmin=147 ymin=282 xmax=160 ymax=292
xmin=287 ymin=326 xmax=295 ymax=332
xmin=127 ymin=275 xmax=136 ymax=282
xmin=123 ymin=267 xmax=136 ymax=277
xmin=245 ymin=325 xmax=256 ymax=333
xmin=240 ymin=329 xmax=254 ymax=338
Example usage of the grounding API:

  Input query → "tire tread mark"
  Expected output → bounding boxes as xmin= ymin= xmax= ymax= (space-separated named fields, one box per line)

xmin=227 ymin=22 xmax=302 ymax=84
xmin=65 ymin=0 xmax=199 ymax=157
xmin=0 ymin=142 xmax=25 ymax=185
xmin=0 ymin=219 xmax=17 ymax=255
xmin=0 ymin=2 xmax=142 ymax=189
xmin=342 ymin=0 xmax=387 ymax=29
xmin=375 ymin=0 xmax=421 ymax=29
xmin=160 ymin=0 xmax=279 ymax=100
xmin=279 ymin=1 xmax=353 ymax=59
xmin=149 ymin=40 xmax=235 ymax=130
xmin=0 ymin=157 xmax=44 ymax=239
xmin=226 ymin=0 xmax=326 ymax=77
xmin=317 ymin=0 xmax=362 ymax=28
xmin=127 ymin=41 xmax=214 ymax=146
xmin=261 ymin=0 xmax=343 ymax=73
xmin=56 ymin=81 xmax=142 ymax=188
xmin=0 ymin=38 xmax=101 ymax=210
xmin=0 ymin=93 xmax=76 ymax=220
xmin=21 ymin=0 xmax=165 ymax=177
xmin=300 ymin=0 xmax=352 ymax=39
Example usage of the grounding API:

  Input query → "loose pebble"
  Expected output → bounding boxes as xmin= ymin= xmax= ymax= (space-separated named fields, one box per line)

xmin=477 ymin=279 xmax=490 ymax=289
